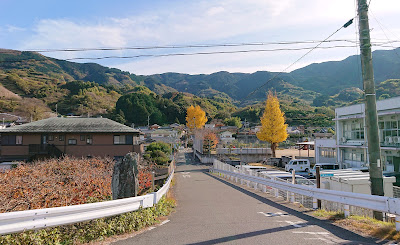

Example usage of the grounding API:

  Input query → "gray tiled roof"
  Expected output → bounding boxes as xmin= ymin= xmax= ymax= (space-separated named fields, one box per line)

xmin=0 ymin=117 xmax=140 ymax=133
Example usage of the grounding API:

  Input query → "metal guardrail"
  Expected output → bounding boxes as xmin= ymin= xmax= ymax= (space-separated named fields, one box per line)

xmin=211 ymin=159 xmax=400 ymax=230
xmin=0 ymin=169 xmax=174 ymax=235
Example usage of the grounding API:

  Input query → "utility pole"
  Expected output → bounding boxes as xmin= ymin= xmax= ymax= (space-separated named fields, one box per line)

xmin=357 ymin=0 xmax=384 ymax=220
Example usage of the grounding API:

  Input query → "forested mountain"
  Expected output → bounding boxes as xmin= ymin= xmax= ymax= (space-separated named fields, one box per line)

xmin=1 ymin=47 xmax=400 ymax=126
xmin=290 ymin=48 xmax=400 ymax=95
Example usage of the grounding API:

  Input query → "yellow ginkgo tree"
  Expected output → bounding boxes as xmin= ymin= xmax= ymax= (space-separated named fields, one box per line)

xmin=256 ymin=92 xmax=288 ymax=157
xmin=186 ymin=105 xmax=208 ymax=129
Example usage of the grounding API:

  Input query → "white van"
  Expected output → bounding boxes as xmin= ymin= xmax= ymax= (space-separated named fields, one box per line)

xmin=284 ymin=159 xmax=311 ymax=173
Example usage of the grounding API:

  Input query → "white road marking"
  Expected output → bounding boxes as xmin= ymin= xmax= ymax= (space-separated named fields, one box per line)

xmin=160 ymin=219 xmax=170 ymax=226
xmin=297 ymin=231 xmax=347 ymax=244
xmin=147 ymin=226 xmax=156 ymax=231
xmin=293 ymin=231 xmax=329 ymax=235
xmin=278 ymin=220 xmax=305 ymax=228
xmin=182 ymin=172 xmax=191 ymax=178
xmin=257 ymin=211 xmax=288 ymax=217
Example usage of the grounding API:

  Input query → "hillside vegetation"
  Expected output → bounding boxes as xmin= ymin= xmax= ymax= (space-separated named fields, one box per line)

xmin=2 ymin=48 xmax=400 ymax=127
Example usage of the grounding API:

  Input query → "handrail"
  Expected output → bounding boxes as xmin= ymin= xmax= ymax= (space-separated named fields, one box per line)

xmin=0 ymin=169 xmax=174 ymax=235
xmin=211 ymin=159 xmax=400 ymax=230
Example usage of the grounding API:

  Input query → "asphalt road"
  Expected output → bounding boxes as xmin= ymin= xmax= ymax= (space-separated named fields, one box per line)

xmin=113 ymin=150 xmax=386 ymax=245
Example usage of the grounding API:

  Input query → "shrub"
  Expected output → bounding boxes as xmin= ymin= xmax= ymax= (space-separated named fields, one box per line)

xmin=0 ymin=156 xmax=154 ymax=212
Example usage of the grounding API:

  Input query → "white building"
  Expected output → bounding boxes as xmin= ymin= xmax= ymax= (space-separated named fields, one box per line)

xmin=333 ymin=96 xmax=400 ymax=171
xmin=220 ymin=131 xmax=235 ymax=144
xmin=315 ymin=139 xmax=336 ymax=164
xmin=205 ymin=124 xmax=215 ymax=129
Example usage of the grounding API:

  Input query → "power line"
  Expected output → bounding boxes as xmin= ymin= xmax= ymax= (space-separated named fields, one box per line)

xmin=11 ymin=39 xmax=361 ymax=53
xmin=2 ymin=42 xmax=397 ymax=64
xmin=242 ymin=18 xmax=356 ymax=101
xmin=369 ymin=9 xmax=400 ymax=61
xmin=63 ymin=45 xmax=363 ymax=61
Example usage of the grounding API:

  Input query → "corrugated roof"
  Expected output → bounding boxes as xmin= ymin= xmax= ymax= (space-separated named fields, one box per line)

xmin=0 ymin=117 xmax=140 ymax=133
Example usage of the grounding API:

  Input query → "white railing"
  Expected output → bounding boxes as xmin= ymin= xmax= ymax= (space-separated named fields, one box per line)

xmin=211 ymin=159 xmax=400 ymax=230
xmin=0 ymin=170 xmax=174 ymax=235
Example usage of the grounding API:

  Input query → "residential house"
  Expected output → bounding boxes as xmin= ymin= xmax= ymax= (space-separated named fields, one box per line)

xmin=220 ymin=131 xmax=235 ymax=144
xmin=205 ymin=124 xmax=216 ymax=130
xmin=149 ymin=129 xmax=180 ymax=147
xmin=149 ymin=124 xmax=161 ymax=130
xmin=0 ymin=117 xmax=142 ymax=161
xmin=287 ymin=126 xmax=301 ymax=135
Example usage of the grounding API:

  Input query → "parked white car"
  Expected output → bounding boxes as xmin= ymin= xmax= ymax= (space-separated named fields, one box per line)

xmin=308 ymin=163 xmax=340 ymax=178
xmin=284 ymin=159 xmax=311 ymax=173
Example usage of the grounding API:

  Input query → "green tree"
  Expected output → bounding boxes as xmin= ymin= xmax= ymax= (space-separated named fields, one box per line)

xmin=224 ymin=117 xmax=242 ymax=128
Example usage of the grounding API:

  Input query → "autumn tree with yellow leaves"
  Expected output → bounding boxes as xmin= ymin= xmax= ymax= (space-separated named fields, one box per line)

xmin=256 ymin=92 xmax=288 ymax=157
xmin=186 ymin=105 xmax=208 ymax=129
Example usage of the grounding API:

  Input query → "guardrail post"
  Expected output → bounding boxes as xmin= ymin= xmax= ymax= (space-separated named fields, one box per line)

xmin=263 ymin=185 xmax=267 ymax=193
xmin=151 ymin=171 xmax=155 ymax=191
xmin=153 ymin=192 xmax=158 ymax=205
xmin=344 ymin=204 xmax=350 ymax=218
xmin=396 ymin=215 xmax=400 ymax=231
xmin=316 ymin=166 xmax=322 ymax=209
xmin=313 ymin=198 xmax=318 ymax=209
xmin=275 ymin=188 xmax=279 ymax=198
xmin=254 ymin=172 xmax=258 ymax=190
xmin=291 ymin=170 xmax=295 ymax=203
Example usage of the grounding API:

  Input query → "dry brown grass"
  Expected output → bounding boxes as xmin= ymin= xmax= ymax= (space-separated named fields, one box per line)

xmin=0 ymin=157 xmax=114 ymax=212
xmin=0 ymin=157 xmax=155 ymax=213
xmin=0 ymin=84 xmax=21 ymax=100
xmin=312 ymin=209 xmax=400 ymax=242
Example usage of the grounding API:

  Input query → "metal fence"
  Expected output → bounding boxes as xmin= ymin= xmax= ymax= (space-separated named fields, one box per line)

xmin=0 ymin=169 xmax=174 ymax=235
xmin=394 ymin=186 xmax=400 ymax=198
xmin=211 ymin=159 xmax=400 ymax=230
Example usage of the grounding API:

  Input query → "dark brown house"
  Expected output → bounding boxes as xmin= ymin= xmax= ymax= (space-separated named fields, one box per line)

xmin=0 ymin=117 xmax=143 ymax=161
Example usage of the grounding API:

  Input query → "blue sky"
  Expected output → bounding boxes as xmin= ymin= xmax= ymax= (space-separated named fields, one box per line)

xmin=1 ymin=0 xmax=399 ymax=75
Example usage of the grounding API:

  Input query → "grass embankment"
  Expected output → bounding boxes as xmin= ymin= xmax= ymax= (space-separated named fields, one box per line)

xmin=0 ymin=196 xmax=176 ymax=245
xmin=313 ymin=209 xmax=400 ymax=242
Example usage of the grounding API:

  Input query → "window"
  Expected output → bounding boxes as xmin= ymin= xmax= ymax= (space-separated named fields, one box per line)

xmin=342 ymin=120 xmax=364 ymax=140
xmin=320 ymin=148 xmax=336 ymax=158
xmin=16 ymin=136 xmax=23 ymax=145
xmin=68 ymin=139 xmax=77 ymax=145
xmin=86 ymin=135 xmax=92 ymax=145
xmin=379 ymin=117 xmax=400 ymax=145
xmin=2 ymin=135 xmax=16 ymax=145
xmin=80 ymin=135 xmax=86 ymax=141
xmin=114 ymin=135 xmax=125 ymax=145
xmin=114 ymin=135 xmax=133 ymax=145
xmin=48 ymin=135 xmax=54 ymax=141
xmin=343 ymin=149 xmax=364 ymax=162
xmin=59 ymin=135 xmax=65 ymax=141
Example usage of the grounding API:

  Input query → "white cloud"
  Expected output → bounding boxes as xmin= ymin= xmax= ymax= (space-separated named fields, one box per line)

xmin=6 ymin=25 xmax=26 ymax=33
